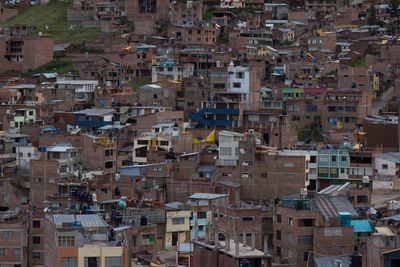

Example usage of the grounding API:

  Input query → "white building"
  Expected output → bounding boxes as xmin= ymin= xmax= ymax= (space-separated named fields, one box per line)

xmin=375 ymin=153 xmax=400 ymax=176
xmin=373 ymin=152 xmax=400 ymax=192
xmin=217 ymin=130 xmax=244 ymax=166
xmin=227 ymin=65 xmax=250 ymax=94
xmin=16 ymin=146 xmax=39 ymax=169
xmin=55 ymin=78 xmax=99 ymax=102
xmin=151 ymin=62 xmax=194 ymax=83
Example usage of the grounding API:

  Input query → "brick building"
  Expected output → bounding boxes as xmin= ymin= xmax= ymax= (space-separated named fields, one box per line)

xmin=0 ymin=36 xmax=53 ymax=71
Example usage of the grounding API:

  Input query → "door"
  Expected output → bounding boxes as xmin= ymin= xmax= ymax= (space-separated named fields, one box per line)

xmin=172 ymin=232 xmax=178 ymax=246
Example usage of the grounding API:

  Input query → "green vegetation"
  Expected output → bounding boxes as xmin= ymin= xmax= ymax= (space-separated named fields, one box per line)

xmin=203 ymin=8 xmax=214 ymax=21
xmin=23 ymin=59 xmax=73 ymax=76
xmin=216 ymin=35 xmax=229 ymax=44
xmin=297 ymin=123 xmax=323 ymax=142
xmin=351 ymin=55 xmax=366 ymax=67
xmin=367 ymin=4 xmax=377 ymax=25
xmin=129 ymin=76 xmax=152 ymax=89
xmin=2 ymin=0 xmax=100 ymax=44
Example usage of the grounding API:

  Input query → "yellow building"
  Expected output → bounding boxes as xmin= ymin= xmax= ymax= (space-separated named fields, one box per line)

xmin=165 ymin=210 xmax=191 ymax=249
xmin=78 ymin=245 xmax=124 ymax=267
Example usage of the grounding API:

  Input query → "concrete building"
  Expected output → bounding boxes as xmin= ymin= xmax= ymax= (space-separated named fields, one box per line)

xmin=193 ymin=239 xmax=271 ymax=267
xmin=273 ymin=185 xmax=373 ymax=267
xmin=44 ymin=214 xmax=129 ymax=267
xmin=165 ymin=209 xmax=191 ymax=249
xmin=151 ymin=61 xmax=194 ymax=83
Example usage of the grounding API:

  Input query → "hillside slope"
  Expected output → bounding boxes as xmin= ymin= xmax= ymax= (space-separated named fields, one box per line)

xmin=3 ymin=0 xmax=100 ymax=44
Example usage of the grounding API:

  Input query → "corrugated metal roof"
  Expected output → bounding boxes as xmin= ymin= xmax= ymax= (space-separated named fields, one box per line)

xmin=350 ymin=220 xmax=374 ymax=233
xmin=383 ymin=214 xmax=400 ymax=221
xmin=376 ymin=152 xmax=400 ymax=163
xmin=189 ymin=193 xmax=228 ymax=200
xmin=52 ymin=214 xmax=107 ymax=228
xmin=197 ymin=165 xmax=216 ymax=173
xmin=314 ymin=256 xmax=350 ymax=267
xmin=316 ymin=196 xmax=357 ymax=219
xmin=218 ymin=179 xmax=241 ymax=188
xmin=74 ymin=108 xmax=114 ymax=116
xmin=375 ymin=226 xmax=395 ymax=236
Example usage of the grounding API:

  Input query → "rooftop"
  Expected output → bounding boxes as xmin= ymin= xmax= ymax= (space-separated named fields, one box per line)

xmin=194 ymin=239 xmax=269 ymax=258
xmin=74 ymin=108 xmax=115 ymax=116
xmin=52 ymin=214 xmax=107 ymax=229
xmin=376 ymin=152 xmax=400 ymax=163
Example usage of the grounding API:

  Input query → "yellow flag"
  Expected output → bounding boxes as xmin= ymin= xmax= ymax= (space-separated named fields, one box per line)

xmin=192 ymin=138 xmax=202 ymax=144
xmin=337 ymin=121 xmax=343 ymax=129
xmin=192 ymin=129 xmax=216 ymax=144
xmin=204 ymin=129 xmax=216 ymax=143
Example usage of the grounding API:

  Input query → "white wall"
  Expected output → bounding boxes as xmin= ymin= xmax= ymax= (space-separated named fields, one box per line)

xmin=375 ymin=157 xmax=397 ymax=176
xmin=227 ymin=66 xmax=250 ymax=94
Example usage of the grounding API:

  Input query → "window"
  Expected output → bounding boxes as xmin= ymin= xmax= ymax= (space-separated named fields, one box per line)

xmin=84 ymin=257 xmax=99 ymax=267
xmin=284 ymin=162 xmax=294 ymax=168
xmin=59 ymin=166 xmax=67 ymax=173
xmin=137 ymin=140 xmax=148 ymax=145
xmin=105 ymin=149 xmax=114 ymax=156
xmin=233 ymin=82 xmax=241 ymax=88
xmin=32 ymin=236 xmax=40 ymax=244
xmin=288 ymin=217 xmax=293 ymax=226
xmin=104 ymin=161 xmax=114 ymax=169
xmin=36 ymin=177 xmax=42 ymax=183
xmin=235 ymin=72 xmax=244 ymax=79
xmin=241 ymin=216 xmax=255 ymax=221
xmin=0 ymin=248 xmax=7 ymax=256
xmin=160 ymin=141 xmax=169 ymax=146
xmin=277 ymin=214 xmax=282 ymax=223
xmin=32 ymin=252 xmax=41 ymax=259
xmin=61 ymin=257 xmax=77 ymax=267
xmin=14 ymin=248 xmax=21 ymax=256
xmin=357 ymin=195 xmax=369 ymax=204
xmin=219 ymin=147 xmax=232 ymax=156
xmin=106 ymin=257 xmax=122 ymax=267
xmin=276 ymin=247 xmax=281 ymax=256
xmin=197 ymin=212 xmax=207 ymax=219
xmin=304 ymin=252 xmax=309 ymax=262
xmin=297 ymin=235 xmax=313 ymax=245
xmin=332 ymin=155 xmax=337 ymax=162
xmin=305 ymin=105 xmax=317 ymax=112
xmin=58 ymin=236 xmax=75 ymax=247
xmin=33 ymin=220 xmax=40 ymax=228
xmin=341 ymin=156 xmax=347 ymax=161
xmin=3 ymin=231 xmax=12 ymax=240
xmin=298 ymin=219 xmax=314 ymax=227
xmin=276 ymin=230 xmax=281 ymax=240
xmin=382 ymin=164 xmax=388 ymax=170
xmin=261 ymin=173 xmax=268 ymax=178
xmin=172 ymin=217 xmax=185 ymax=225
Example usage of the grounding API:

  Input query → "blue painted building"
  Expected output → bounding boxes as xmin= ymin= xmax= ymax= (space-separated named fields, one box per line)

xmin=189 ymin=102 xmax=240 ymax=128
xmin=74 ymin=108 xmax=115 ymax=129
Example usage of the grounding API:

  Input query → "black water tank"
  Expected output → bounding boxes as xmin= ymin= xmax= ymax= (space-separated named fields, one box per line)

xmin=350 ymin=253 xmax=362 ymax=267
xmin=140 ymin=216 xmax=148 ymax=226
xmin=113 ymin=212 xmax=122 ymax=224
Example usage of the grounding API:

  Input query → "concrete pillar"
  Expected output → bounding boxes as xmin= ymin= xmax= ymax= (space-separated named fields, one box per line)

xmin=264 ymin=235 xmax=269 ymax=255
xmin=225 ymin=231 xmax=230 ymax=251
xmin=242 ymin=231 xmax=246 ymax=247
xmin=251 ymin=232 xmax=255 ymax=250
xmin=235 ymin=232 xmax=239 ymax=257
xmin=194 ymin=215 xmax=198 ymax=241
xmin=235 ymin=187 xmax=241 ymax=206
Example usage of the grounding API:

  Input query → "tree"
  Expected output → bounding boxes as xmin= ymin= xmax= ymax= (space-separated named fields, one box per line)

xmin=389 ymin=0 xmax=400 ymax=19
xmin=367 ymin=5 xmax=377 ymax=25
xmin=389 ymin=0 xmax=400 ymax=34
